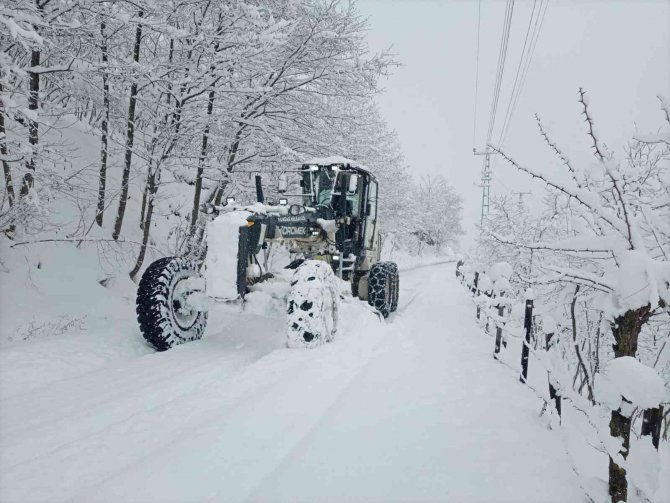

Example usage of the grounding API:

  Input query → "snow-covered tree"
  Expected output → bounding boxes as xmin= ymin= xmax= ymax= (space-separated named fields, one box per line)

xmin=490 ymin=90 xmax=669 ymax=502
xmin=410 ymin=174 xmax=463 ymax=254
xmin=2 ymin=0 xmax=428 ymax=279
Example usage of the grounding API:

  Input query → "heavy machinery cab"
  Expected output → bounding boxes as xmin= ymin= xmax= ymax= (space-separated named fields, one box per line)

xmin=297 ymin=159 xmax=381 ymax=274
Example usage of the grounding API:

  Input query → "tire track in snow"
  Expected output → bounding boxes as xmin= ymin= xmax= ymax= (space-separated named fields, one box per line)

xmin=65 ymin=303 xmax=389 ymax=503
xmin=67 ymin=266 xmax=443 ymax=502
xmin=2 ymin=338 xmax=330 ymax=502
xmin=240 ymin=268 xmax=442 ymax=501
xmin=1 ymin=262 xmax=450 ymax=503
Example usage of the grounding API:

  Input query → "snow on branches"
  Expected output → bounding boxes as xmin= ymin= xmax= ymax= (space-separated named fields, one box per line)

xmin=489 ymin=90 xmax=670 ymax=319
xmin=477 ymin=90 xmax=669 ymax=503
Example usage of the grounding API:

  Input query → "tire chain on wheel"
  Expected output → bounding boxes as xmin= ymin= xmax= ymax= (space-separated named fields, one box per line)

xmin=367 ymin=261 xmax=399 ymax=318
xmin=286 ymin=260 xmax=339 ymax=348
xmin=388 ymin=262 xmax=399 ymax=312
xmin=136 ymin=256 xmax=208 ymax=351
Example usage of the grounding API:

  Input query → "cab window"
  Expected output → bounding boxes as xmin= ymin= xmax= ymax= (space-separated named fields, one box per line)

xmin=301 ymin=168 xmax=336 ymax=206
xmin=368 ymin=181 xmax=378 ymax=219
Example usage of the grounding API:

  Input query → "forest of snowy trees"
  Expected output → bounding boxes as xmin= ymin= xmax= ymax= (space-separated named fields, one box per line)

xmin=1 ymin=0 xmax=463 ymax=280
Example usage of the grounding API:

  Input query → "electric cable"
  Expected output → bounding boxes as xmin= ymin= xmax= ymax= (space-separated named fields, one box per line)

xmin=486 ymin=0 xmax=510 ymax=145
xmin=486 ymin=0 xmax=515 ymax=146
xmin=496 ymin=0 xmax=539 ymax=150
xmin=498 ymin=0 xmax=550 ymax=152
xmin=472 ymin=0 xmax=482 ymax=149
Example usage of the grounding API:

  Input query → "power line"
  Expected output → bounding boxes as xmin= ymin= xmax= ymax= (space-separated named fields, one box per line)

xmin=497 ymin=0 xmax=550 ymax=153
xmin=477 ymin=0 xmax=515 ymax=225
xmin=472 ymin=0 xmax=482 ymax=149
xmin=496 ymin=0 xmax=539 ymax=150
xmin=492 ymin=172 xmax=513 ymax=193
xmin=476 ymin=0 xmax=550 ymax=225
xmin=485 ymin=0 xmax=509 ymax=145
xmin=486 ymin=0 xmax=515 ymax=145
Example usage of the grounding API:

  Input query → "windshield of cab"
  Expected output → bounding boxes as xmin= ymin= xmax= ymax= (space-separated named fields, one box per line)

xmin=301 ymin=166 xmax=364 ymax=217
xmin=301 ymin=167 xmax=336 ymax=206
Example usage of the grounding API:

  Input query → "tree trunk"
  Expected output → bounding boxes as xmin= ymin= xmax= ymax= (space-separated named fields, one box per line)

xmin=138 ymin=176 xmax=148 ymax=230
xmin=609 ymin=407 xmax=631 ymax=503
xmin=641 ymin=406 xmax=663 ymax=449
xmin=0 ymin=84 xmax=15 ymax=210
xmin=21 ymin=47 xmax=40 ymax=197
xmin=570 ymin=286 xmax=595 ymax=403
xmin=112 ymin=11 xmax=143 ymax=240
xmin=204 ymin=132 xmax=242 ymax=208
xmin=608 ymin=305 xmax=651 ymax=503
xmin=96 ymin=21 xmax=110 ymax=227
xmin=189 ymin=86 xmax=215 ymax=241
xmin=129 ymin=167 xmax=156 ymax=281
xmin=520 ymin=298 xmax=533 ymax=383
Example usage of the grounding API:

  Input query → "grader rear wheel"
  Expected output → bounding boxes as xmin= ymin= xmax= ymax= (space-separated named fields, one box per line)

xmin=368 ymin=261 xmax=399 ymax=318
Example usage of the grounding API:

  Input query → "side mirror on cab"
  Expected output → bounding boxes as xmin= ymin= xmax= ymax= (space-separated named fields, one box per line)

xmin=278 ymin=173 xmax=288 ymax=193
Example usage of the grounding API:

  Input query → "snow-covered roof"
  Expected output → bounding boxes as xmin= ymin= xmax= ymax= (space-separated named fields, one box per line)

xmin=302 ymin=156 xmax=370 ymax=173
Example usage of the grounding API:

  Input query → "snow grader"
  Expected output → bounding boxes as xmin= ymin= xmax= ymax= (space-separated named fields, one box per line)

xmin=136 ymin=158 xmax=400 ymax=351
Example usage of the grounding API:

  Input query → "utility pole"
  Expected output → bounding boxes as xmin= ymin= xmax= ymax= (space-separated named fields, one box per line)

xmin=473 ymin=148 xmax=497 ymax=224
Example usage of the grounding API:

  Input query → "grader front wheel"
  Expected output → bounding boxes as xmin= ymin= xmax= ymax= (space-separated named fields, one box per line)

xmin=286 ymin=260 xmax=339 ymax=348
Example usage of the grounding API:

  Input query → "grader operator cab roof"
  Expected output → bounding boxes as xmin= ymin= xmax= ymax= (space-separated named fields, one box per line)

xmin=297 ymin=157 xmax=376 ymax=211
xmin=301 ymin=156 xmax=374 ymax=180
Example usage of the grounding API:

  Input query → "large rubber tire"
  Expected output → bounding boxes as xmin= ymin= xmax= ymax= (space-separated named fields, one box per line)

xmin=136 ymin=257 xmax=208 ymax=351
xmin=388 ymin=262 xmax=399 ymax=312
xmin=286 ymin=260 xmax=339 ymax=348
xmin=368 ymin=261 xmax=397 ymax=318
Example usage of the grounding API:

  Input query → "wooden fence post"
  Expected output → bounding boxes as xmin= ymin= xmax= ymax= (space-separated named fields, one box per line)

xmin=494 ymin=292 xmax=505 ymax=356
xmin=641 ymin=406 xmax=664 ymax=449
xmin=545 ymin=331 xmax=561 ymax=417
xmin=474 ymin=272 xmax=481 ymax=319
xmin=484 ymin=290 xmax=492 ymax=333
xmin=520 ymin=297 xmax=533 ymax=383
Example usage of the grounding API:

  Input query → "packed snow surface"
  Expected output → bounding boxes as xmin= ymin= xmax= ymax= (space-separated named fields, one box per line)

xmin=0 ymin=263 xmax=588 ymax=502
xmin=627 ymin=436 xmax=662 ymax=496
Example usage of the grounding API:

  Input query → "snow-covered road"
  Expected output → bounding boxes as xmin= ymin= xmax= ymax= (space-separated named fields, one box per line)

xmin=0 ymin=263 xmax=584 ymax=502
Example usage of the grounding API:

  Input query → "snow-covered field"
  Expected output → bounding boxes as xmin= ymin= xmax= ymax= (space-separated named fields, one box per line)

xmin=0 ymin=261 xmax=598 ymax=502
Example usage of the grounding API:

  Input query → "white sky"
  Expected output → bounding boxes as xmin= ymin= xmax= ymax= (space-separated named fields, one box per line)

xmin=358 ymin=0 xmax=670 ymax=248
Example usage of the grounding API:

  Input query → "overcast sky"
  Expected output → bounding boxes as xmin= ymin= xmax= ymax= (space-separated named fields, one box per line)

xmin=357 ymin=0 xmax=670 ymax=248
